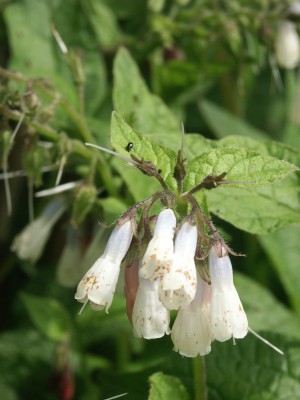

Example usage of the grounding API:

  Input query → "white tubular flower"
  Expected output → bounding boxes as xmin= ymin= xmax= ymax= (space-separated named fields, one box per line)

xmin=171 ymin=273 xmax=212 ymax=357
xmin=132 ymin=273 xmax=170 ymax=339
xmin=139 ymin=209 xmax=176 ymax=281
xmin=159 ymin=221 xmax=197 ymax=310
xmin=209 ymin=245 xmax=248 ymax=342
xmin=275 ymin=21 xmax=300 ymax=69
xmin=75 ymin=219 xmax=133 ymax=312
xmin=11 ymin=197 xmax=66 ymax=262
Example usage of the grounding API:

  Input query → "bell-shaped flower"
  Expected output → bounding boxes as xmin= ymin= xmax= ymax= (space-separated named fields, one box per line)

xmin=171 ymin=273 xmax=212 ymax=357
xmin=159 ymin=221 xmax=197 ymax=310
xmin=132 ymin=272 xmax=170 ymax=339
xmin=209 ymin=245 xmax=248 ymax=342
xmin=11 ymin=197 xmax=66 ymax=262
xmin=75 ymin=219 xmax=133 ymax=312
xmin=139 ymin=208 xmax=176 ymax=281
xmin=275 ymin=21 xmax=300 ymax=69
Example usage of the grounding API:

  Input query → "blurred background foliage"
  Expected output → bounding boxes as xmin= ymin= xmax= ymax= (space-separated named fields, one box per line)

xmin=1 ymin=0 xmax=300 ymax=399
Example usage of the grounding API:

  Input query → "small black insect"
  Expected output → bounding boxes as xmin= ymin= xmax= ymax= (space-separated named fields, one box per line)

xmin=157 ymin=169 xmax=162 ymax=174
xmin=125 ymin=142 xmax=133 ymax=152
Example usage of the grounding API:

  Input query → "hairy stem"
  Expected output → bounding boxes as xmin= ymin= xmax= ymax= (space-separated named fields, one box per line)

xmin=193 ymin=356 xmax=207 ymax=400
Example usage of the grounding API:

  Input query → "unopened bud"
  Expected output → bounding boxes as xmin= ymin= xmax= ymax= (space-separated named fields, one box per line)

xmin=275 ymin=21 xmax=300 ymax=69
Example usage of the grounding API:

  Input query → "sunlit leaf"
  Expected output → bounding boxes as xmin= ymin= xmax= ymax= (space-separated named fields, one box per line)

xmin=148 ymin=372 xmax=190 ymax=400
xmin=111 ymin=112 xmax=177 ymax=191
xmin=113 ymin=47 xmax=181 ymax=149
xmin=184 ymin=147 xmax=298 ymax=190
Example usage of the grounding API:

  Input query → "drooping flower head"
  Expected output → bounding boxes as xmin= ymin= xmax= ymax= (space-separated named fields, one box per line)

xmin=70 ymin=137 xmax=283 ymax=357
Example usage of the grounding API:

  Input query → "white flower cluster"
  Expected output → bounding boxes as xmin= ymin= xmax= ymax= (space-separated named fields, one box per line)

xmin=75 ymin=208 xmax=248 ymax=357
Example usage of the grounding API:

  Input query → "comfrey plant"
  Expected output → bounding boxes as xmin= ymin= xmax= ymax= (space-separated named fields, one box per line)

xmin=75 ymin=113 xmax=297 ymax=357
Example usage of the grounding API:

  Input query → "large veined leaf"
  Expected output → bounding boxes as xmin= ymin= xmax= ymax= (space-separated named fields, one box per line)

xmin=219 ymin=136 xmax=300 ymax=166
xmin=113 ymin=47 xmax=181 ymax=149
xmin=207 ymin=170 xmax=300 ymax=234
xmin=259 ymin=222 xmax=300 ymax=316
xmin=184 ymin=147 xmax=298 ymax=190
xmin=206 ymin=333 xmax=300 ymax=400
xmin=184 ymin=133 xmax=300 ymax=163
xmin=184 ymin=133 xmax=217 ymax=159
xmin=182 ymin=134 xmax=300 ymax=234
xmin=111 ymin=112 xmax=177 ymax=192
xmin=157 ymin=333 xmax=300 ymax=400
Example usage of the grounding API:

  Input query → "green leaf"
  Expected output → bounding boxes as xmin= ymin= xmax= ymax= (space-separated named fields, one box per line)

xmin=112 ymin=158 xmax=161 ymax=202
xmin=111 ymin=112 xmax=178 ymax=191
xmin=259 ymin=223 xmax=300 ymax=316
xmin=21 ymin=293 xmax=72 ymax=341
xmin=4 ymin=1 xmax=56 ymax=73
xmin=148 ymin=372 xmax=190 ymax=400
xmin=199 ymin=99 xmax=268 ymax=140
xmin=113 ymin=47 xmax=181 ymax=149
xmin=207 ymin=173 xmax=300 ymax=234
xmin=100 ymin=196 xmax=128 ymax=223
xmin=235 ymin=273 xmax=300 ymax=339
xmin=0 ymin=330 xmax=55 ymax=398
xmin=84 ymin=52 xmax=108 ymax=115
xmin=184 ymin=135 xmax=300 ymax=234
xmin=219 ymin=136 xmax=300 ymax=166
xmin=184 ymin=133 xmax=217 ymax=160
xmin=54 ymin=0 xmax=96 ymax=49
xmin=184 ymin=147 xmax=298 ymax=190
xmin=82 ymin=0 xmax=122 ymax=49
xmin=0 ymin=381 xmax=18 ymax=400
xmin=206 ymin=334 xmax=300 ymax=400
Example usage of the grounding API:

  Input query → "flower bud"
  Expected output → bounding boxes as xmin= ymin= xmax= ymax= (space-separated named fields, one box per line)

xmin=275 ymin=21 xmax=300 ymax=69
xmin=124 ymin=260 xmax=139 ymax=322
xmin=11 ymin=197 xmax=66 ymax=262
xmin=139 ymin=209 xmax=176 ymax=281
xmin=209 ymin=245 xmax=248 ymax=342
xmin=75 ymin=219 xmax=133 ymax=312
xmin=159 ymin=221 xmax=198 ymax=310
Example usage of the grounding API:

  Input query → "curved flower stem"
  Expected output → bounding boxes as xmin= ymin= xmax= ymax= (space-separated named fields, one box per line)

xmin=193 ymin=356 xmax=207 ymax=400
